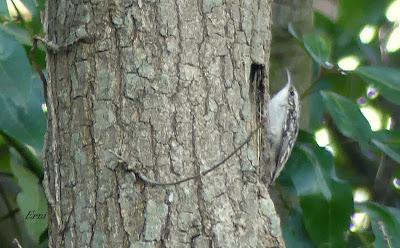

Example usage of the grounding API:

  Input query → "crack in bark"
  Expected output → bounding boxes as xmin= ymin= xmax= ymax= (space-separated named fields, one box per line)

xmin=88 ymin=112 xmax=98 ymax=248
xmin=108 ymin=4 xmax=132 ymax=244
xmin=160 ymin=190 xmax=173 ymax=248
xmin=174 ymin=0 xmax=183 ymax=92
xmin=190 ymin=233 xmax=201 ymax=248
xmin=87 ymin=44 xmax=98 ymax=247
xmin=114 ymin=170 xmax=131 ymax=247
xmin=149 ymin=123 xmax=158 ymax=179
xmin=191 ymin=112 xmax=210 ymax=239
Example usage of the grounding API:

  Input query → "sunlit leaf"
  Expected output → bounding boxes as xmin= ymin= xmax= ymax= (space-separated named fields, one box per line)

xmin=0 ymin=1 xmax=8 ymax=17
xmin=321 ymin=91 xmax=372 ymax=146
xmin=10 ymin=151 xmax=47 ymax=244
xmin=357 ymin=202 xmax=400 ymax=248
xmin=20 ymin=0 xmax=37 ymax=12
xmin=8 ymin=0 xmax=43 ymax=35
xmin=15 ymin=0 xmax=36 ymax=18
xmin=303 ymin=32 xmax=332 ymax=68
xmin=21 ymin=0 xmax=43 ymax=35
xmin=372 ymin=130 xmax=400 ymax=164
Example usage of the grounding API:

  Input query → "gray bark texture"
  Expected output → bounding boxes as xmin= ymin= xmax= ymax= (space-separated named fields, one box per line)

xmin=43 ymin=0 xmax=284 ymax=247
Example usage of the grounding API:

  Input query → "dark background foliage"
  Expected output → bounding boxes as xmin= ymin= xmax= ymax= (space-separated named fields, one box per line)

xmin=278 ymin=0 xmax=400 ymax=247
xmin=0 ymin=0 xmax=399 ymax=247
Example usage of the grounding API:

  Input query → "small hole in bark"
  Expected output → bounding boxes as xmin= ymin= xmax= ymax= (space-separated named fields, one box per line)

xmin=249 ymin=63 xmax=265 ymax=120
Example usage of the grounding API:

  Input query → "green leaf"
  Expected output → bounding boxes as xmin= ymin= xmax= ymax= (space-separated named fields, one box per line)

xmin=0 ymin=22 xmax=32 ymax=46
xmin=0 ymin=27 xmax=46 ymax=153
xmin=282 ymin=210 xmax=316 ymax=248
xmin=378 ymin=84 xmax=400 ymax=106
xmin=372 ymin=130 xmax=400 ymax=164
xmin=320 ymin=74 xmax=365 ymax=100
xmin=286 ymin=144 xmax=354 ymax=248
xmin=321 ymin=91 xmax=371 ymax=146
xmin=357 ymin=202 xmax=400 ymax=248
xmin=308 ymin=88 xmax=324 ymax=131
xmin=303 ymin=32 xmax=332 ymax=68
xmin=0 ymin=28 xmax=32 ymax=105
xmin=20 ymin=0 xmax=37 ymax=13
xmin=355 ymin=66 xmax=400 ymax=105
xmin=0 ymin=130 xmax=43 ymax=179
xmin=37 ymin=0 xmax=45 ymax=11
xmin=10 ymin=151 xmax=47 ymax=244
xmin=355 ymin=66 xmax=400 ymax=92
xmin=0 ymin=143 xmax=11 ymax=174
xmin=338 ymin=0 xmax=389 ymax=31
xmin=0 ymin=1 xmax=8 ymax=17
xmin=0 ymin=74 xmax=47 ymax=153
xmin=20 ymin=0 xmax=43 ymax=35
xmin=314 ymin=12 xmax=337 ymax=38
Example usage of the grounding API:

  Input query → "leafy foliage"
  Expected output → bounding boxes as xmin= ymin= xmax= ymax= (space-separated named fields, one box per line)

xmin=303 ymin=32 xmax=332 ymax=68
xmin=277 ymin=0 xmax=400 ymax=247
xmin=0 ymin=1 xmax=47 ymax=247
xmin=285 ymin=141 xmax=353 ymax=248
xmin=338 ymin=0 xmax=390 ymax=31
xmin=11 ymin=152 xmax=47 ymax=244
xmin=321 ymin=91 xmax=371 ymax=146
xmin=372 ymin=130 xmax=400 ymax=163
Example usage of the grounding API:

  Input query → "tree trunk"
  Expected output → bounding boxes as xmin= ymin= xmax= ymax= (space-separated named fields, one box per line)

xmin=44 ymin=0 xmax=284 ymax=247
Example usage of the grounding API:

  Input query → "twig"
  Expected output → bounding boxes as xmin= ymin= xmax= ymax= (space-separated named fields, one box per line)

xmin=109 ymin=125 xmax=261 ymax=186
xmin=12 ymin=238 xmax=23 ymax=248
xmin=375 ymin=153 xmax=385 ymax=182
xmin=0 ymin=185 xmax=22 ymax=242
xmin=30 ymin=33 xmax=92 ymax=106
xmin=32 ymin=36 xmax=62 ymax=52
xmin=378 ymin=221 xmax=392 ymax=248
xmin=0 ymin=131 xmax=43 ymax=180
xmin=33 ymin=35 xmax=93 ymax=53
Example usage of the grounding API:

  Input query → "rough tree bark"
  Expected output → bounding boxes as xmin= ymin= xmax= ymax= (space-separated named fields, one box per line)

xmin=43 ymin=0 xmax=284 ymax=247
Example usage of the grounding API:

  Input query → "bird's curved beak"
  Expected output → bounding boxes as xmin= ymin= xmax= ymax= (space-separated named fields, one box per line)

xmin=285 ymin=69 xmax=291 ymax=85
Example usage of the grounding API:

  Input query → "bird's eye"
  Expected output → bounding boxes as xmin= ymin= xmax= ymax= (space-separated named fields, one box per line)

xmin=290 ymin=90 xmax=295 ymax=96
